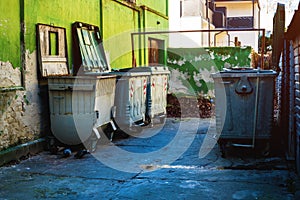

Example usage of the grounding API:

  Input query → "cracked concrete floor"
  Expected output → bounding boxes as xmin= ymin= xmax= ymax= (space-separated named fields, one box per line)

xmin=0 ymin=118 xmax=296 ymax=200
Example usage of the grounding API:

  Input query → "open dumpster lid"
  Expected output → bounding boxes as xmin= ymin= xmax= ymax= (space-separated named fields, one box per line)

xmin=72 ymin=22 xmax=110 ymax=75
xmin=36 ymin=24 xmax=69 ymax=77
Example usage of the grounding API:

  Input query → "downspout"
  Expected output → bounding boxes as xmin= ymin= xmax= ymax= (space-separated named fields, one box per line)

xmin=252 ymin=0 xmax=254 ymax=28
xmin=142 ymin=7 xmax=146 ymax=66
xmin=131 ymin=8 xmax=142 ymax=68
xmin=258 ymin=0 xmax=261 ymax=29
xmin=100 ymin=0 xmax=103 ymax=36
xmin=138 ymin=8 xmax=142 ymax=67
xmin=20 ymin=0 xmax=25 ymax=89
xmin=166 ymin=0 xmax=168 ymax=18
xmin=206 ymin=0 xmax=211 ymax=46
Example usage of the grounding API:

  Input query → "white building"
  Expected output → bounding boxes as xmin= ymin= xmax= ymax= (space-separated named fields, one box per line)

xmin=169 ymin=0 xmax=261 ymax=51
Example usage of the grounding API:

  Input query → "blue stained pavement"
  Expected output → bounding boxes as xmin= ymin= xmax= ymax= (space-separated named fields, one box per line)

xmin=0 ymin=118 xmax=298 ymax=200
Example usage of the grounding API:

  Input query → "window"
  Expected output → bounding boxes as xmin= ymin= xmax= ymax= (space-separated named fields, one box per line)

xmin=148 ymin=38 xmax=165 ymax=65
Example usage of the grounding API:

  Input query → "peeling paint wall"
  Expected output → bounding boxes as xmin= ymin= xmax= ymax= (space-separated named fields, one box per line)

xmin=0 ymin=55 xmax=43 ymax=150
xmin=0 ymin=0 xmax=101 ymax=151
xmin=0 ymin=0 xmax=169 ymax=151
xmin=167 ymin=47 xmax=253 ymax=97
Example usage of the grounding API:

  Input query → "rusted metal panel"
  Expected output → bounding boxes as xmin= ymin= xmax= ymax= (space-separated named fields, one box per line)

xmin=36 ymin=24 xmax=69 ymax=77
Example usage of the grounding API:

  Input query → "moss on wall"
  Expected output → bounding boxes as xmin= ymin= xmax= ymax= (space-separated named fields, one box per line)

xmin=167 ymin=47 xmax=252 ymax=95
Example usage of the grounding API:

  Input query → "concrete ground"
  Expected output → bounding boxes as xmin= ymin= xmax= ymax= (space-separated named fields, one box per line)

xmin=0 ymin=118 xmax=297 ymax=199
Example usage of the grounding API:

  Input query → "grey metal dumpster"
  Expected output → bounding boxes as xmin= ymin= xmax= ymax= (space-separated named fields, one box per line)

xmin=111 ymin=68 xmax=151 ymax=134
xmin=212 ymin=69 xmax=277 ymax=155
xmin=37 ymin=23 xmax=116 ymax=150
xmin=48 ymin=75 xmax=116 ymax=145
xmin=130 ymin=66 xmax=170 ymax=124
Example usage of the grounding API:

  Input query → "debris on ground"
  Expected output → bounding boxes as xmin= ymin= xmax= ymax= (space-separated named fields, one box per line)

xmin=166 ymin=94 xmax=215 ymax=118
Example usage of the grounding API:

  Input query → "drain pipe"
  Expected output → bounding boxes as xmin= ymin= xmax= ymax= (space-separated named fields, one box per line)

xmin=20 ymin=0 xmax=26 ymax=89
xmin=206 ymin=0 xmax=211 ymax=46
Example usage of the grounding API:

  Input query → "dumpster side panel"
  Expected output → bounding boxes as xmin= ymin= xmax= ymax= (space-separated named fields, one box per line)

xmin=149 ymin=74 xmax=168 ymax=118
xmin=48 ymin=77 xmax=96 ymax=145
xmin=94 ymin=77 xmax=116 ymax=126
xmin=214 ymin=72 xmax=276 ymax=140
xmin=114 ymin=77 xmax=131 ymax=128
xmin=114 ymin=73 xmax=149 ymax=130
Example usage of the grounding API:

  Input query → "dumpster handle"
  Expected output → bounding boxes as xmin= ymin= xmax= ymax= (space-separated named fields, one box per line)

xmin=220 ymin=81 xmax=233 ymax=84
xmin=251 ymin=76 xmax=260 ymax=148
xmin=232 ymin=76 xmax=259 ymax=148
xmin=53 ymin=96 xmax=64 ymax=100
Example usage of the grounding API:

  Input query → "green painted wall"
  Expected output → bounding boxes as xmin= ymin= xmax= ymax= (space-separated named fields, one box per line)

xmin=102 ymin=0 xmax=140 ymax=69
xmin=102 ymin=0 xmax=169 ymax=69
xmin=137 ymin=0 xmax=168 ymax=16
xmin=24 ymin=0 xmax=100 ymax=69
xmin=0 ymin=0 xmax=169 ymax=70
xmin=0 ymin=0 xmax=21 ymax=68
xmin=141 ymin=9 xmax=168 ymax=65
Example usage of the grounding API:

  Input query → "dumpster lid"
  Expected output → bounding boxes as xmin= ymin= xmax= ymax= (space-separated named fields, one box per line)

xmin=72 ymin=22 xmax=110 ymax=75
xmin=36 ymin=24 xmax=70 ymax=77
xmin=211 ymin=68 xmax=277 ymax=78
xmin=110 ymin=67 xmax=151 ymax=77
xmin=129 ymin=66 xmax=170 ymax=75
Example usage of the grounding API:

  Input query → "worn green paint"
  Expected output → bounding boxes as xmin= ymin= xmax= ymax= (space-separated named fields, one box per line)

xmin=141 ymin=9 xmax=168 ymax=66
xmin=137 ymin=0 xmax=168 ymax=16
xmin=0 ymin=0 xmax=21 ymax=68
xmin=102 ymin=0 xmax=140 ymax=69
xmin=167 ymin=47 xmax=252 ymax=95
xmin=24 ymin=0 xmax=100 ymax=69
xmin=0 ymin=0 xmax=168 ymax=70
xmin=102 ymin=0 xmax=168 ymax=69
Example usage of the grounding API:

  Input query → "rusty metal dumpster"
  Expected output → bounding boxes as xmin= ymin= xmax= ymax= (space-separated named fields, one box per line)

xmin=212 ymin=69 xmax=277 ymax=156
xmin=37 ymin=23 xmax=116 ymax=150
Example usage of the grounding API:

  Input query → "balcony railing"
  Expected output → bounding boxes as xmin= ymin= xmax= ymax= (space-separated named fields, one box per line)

xmin=227 ymin=16 xmax=254 ymax=29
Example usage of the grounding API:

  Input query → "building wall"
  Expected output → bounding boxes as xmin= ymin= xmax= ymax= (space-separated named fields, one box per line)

xmin=0 ymin=0 xmax=20 ymax=68
xmin=216 ymin=2 xmax=253 ymax=17
xmin=0 ymin=0 xmax=168 ymax=151
xmin=282 ymin=3 xmax=300 ymax=173
xmin=215 ymin=1 xmax=260 ymax=51
xmin=293 ymin=35 xmax=300 ymax=173
xmin=169 ymin=0 xmax=214 ymax=48
xmin=102 ymin=0 xmax=168 ymax=68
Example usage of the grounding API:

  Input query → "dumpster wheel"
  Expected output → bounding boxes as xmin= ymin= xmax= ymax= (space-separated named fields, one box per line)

xmin=218 ymin=139 xmax=229 ymax=158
